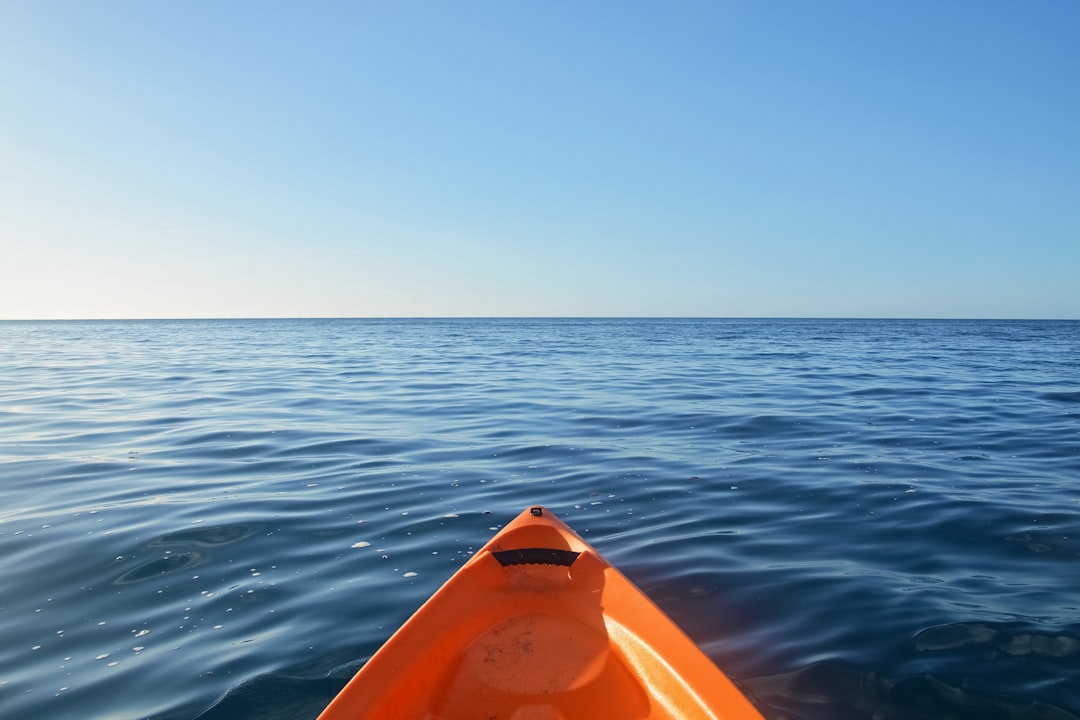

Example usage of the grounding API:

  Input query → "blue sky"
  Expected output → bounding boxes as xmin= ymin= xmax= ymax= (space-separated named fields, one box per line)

xmin=2 ymin=1 xmax=1078 ymax=319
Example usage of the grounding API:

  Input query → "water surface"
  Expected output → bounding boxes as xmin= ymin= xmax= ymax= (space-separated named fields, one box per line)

xmin=2 ymin=318 xmax=1078 ymax=719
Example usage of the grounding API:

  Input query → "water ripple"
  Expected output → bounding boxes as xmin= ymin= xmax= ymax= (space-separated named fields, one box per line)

xmin=1 ymin=318 xmax=1078 ymax=719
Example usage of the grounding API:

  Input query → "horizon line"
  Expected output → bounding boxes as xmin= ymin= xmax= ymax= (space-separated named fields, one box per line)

xmin=2 ymin=315 xmax=1078 ymax=322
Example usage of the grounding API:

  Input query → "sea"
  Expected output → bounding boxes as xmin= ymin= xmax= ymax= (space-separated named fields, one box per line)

xmin=1 ymin=318 xmax=1078 ymax=720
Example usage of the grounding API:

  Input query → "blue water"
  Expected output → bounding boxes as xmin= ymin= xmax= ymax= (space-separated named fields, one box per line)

xmin=2 ymin=318 xmax=1079 ymax=719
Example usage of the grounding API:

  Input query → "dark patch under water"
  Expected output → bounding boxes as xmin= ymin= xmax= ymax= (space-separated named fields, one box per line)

xmin=2 ymin=318 xmax=1079 ymax=719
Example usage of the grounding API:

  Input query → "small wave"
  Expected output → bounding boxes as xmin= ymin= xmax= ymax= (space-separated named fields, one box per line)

xmin=744 ymin=659 xmax=1080 ymax=719
xmin=194 ymin=673 xmax=346 ymax=720
xmin=915 ymin=622 xmax=1080 ymax=658
xmin=157 ymin=523 xmax=263 ymax=547
xmin=1042 ymin=390 xmax=1080 ymax=404
xmin=114 ymin=552 xmax=202 ymax=585
xmin=267 ymin=437 xmax=386 ymax=459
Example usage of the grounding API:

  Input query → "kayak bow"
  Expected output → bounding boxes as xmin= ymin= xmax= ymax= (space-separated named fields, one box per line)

xmin=318 ymin=506 xmax=763 ymax=720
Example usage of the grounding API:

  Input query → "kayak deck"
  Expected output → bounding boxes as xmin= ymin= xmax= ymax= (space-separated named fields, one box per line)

xmin=317 ymin=506 xmax=763 ymax=720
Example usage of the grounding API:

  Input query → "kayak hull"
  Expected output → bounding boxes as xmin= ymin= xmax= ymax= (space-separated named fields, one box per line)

xmin=317 ymin=506 xmax=763 ymax=720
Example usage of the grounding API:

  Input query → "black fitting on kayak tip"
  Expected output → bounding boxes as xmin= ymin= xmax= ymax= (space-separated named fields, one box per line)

xmin=530 ymin=506 xmax=543 ymax=516
xmin=494 ymin=548 xmax=579 ymax=567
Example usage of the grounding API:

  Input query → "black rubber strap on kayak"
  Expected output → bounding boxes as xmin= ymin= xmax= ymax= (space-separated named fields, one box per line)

xmin=493 ymin=548 xmax=580 ymax=567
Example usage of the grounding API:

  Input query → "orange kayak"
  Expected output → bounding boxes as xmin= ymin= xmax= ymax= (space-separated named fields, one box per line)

xmin=317 ymin=506 xmax=764 ymax=720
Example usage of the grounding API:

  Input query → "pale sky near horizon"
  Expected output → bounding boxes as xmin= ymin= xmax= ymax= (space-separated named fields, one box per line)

xmin=2 ymin=1 xmax=1078 ymax=320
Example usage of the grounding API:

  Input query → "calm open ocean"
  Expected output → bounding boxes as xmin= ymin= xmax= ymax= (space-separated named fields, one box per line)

xmin=2 ymin=318 xmax=1078 ymax=719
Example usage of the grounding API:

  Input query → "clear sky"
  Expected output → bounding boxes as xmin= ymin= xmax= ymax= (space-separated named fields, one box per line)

xmin=2 ymin=1 xmax=1078 ymax=319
